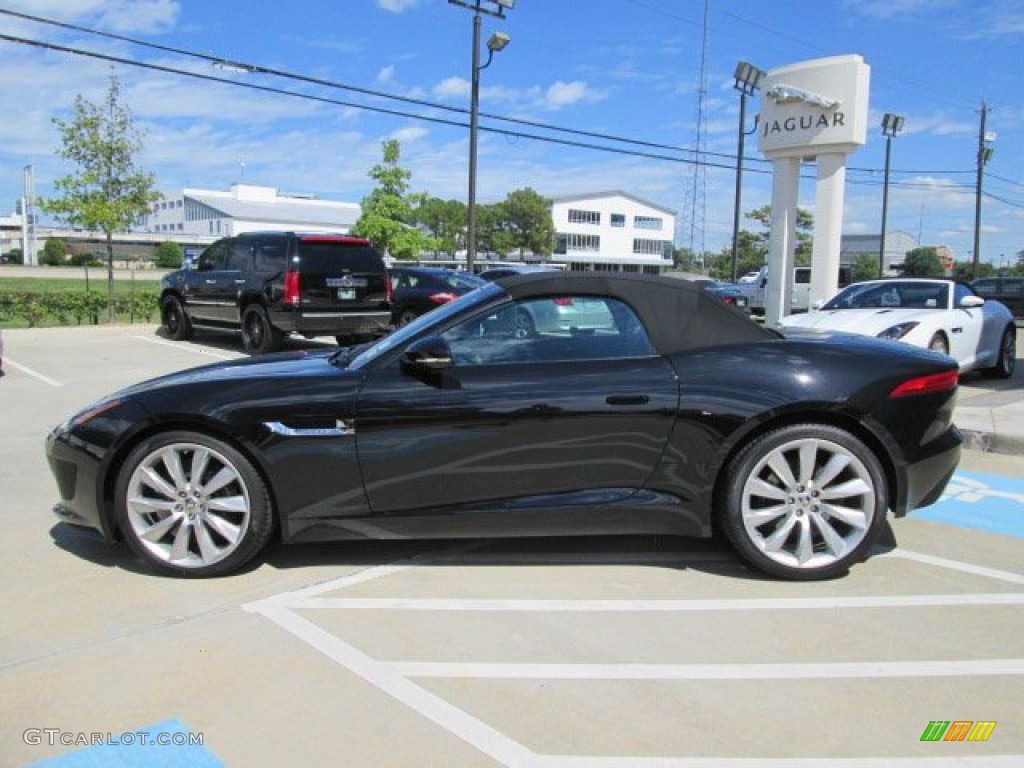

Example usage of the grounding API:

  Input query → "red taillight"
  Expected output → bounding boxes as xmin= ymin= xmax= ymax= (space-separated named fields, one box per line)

xmin=553 ymin=297 xmax=574 ymax=306
xmin=429 ymin=292 xmax=457 ymax=305
xmin=283 ymin=271 xmax=300 ymax=306
xmin=385 ymin=272 xmax=393 ymax=302
xmin=721 ymin=296 xmax=737 ymax=305
xmin=889 ymin=370 xmax=959 ymax=398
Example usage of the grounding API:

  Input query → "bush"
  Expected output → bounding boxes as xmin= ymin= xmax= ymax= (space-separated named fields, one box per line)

xmin=40 ymin=238 xmax=68 ymax=267
xmin=69 ymin=252 xmax=105 ymax=267
xmin=154 ymin=241 xmax=184 ymax=269
xmin=0 ymin=289 xmax=160 ymax=326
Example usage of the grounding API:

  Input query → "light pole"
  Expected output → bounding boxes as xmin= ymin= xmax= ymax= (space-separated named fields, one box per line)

xmin=730 ymin=61 xmax=764 ymax=282
xmin=972 ymin=101 xmax=995 ymax=280
xmin=878 ymin=112 xmax=905 ymax=277
xmin=449 ymin=0 xmax=513 ymax=273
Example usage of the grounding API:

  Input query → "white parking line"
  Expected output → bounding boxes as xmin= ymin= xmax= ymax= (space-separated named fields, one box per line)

xmin=132 ymin=334 xmax=238 ymax=359
xmin=392 ymin=658 xmax=1024 ymax=680
xmin=245 ymin=544 xmax=1024 ymax=767
xmin=3 ymin=358 xmax=63 ymax=386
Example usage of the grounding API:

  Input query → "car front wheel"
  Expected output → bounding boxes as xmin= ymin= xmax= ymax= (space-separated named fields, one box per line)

xmin=720 ymin=424 xmax=887 ymax=581
xmin=115 ymin=431 xmax=274 ymax=577
xmin=161 ymin=296 xmax=193 ymax=341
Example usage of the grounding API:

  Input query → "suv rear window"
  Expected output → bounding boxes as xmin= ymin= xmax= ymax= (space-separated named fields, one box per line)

xmin=297 ymin=239 xmax=383 ymax=272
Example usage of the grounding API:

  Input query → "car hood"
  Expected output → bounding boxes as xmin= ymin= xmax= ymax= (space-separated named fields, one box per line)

xmin=779 ymin=307 xmax=938 ymax=335
xmin=115 ymin=348 xmax=349 ymax=399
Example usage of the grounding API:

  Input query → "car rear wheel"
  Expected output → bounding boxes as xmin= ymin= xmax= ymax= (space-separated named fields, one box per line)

xmin=241 ymin=305 xmax=282 ymax=354
xmin=397 ymin=308 xmax=420 ymax=327
xmin=161 ymin=296 xmax=193 ymax=341
xmin=115 ymin=431 xmax=274 ymax=577
xmin=928 ymin=333 xmax=949 ymax=356
xmin=720 ymin=424 xmax=887 ymax=581
xmin=982 ymin=325 xmax=1016 ymax=379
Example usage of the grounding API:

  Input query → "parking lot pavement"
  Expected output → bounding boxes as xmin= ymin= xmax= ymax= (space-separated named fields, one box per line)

xmin=2 ymin=325 xmax=1022 ymax=767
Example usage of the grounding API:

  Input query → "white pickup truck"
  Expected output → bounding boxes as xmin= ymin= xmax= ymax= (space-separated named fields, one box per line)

xmin=734 ymin=266 xmax=851 ymax=314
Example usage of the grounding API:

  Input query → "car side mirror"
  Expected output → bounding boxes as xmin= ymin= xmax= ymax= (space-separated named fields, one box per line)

xmin=401 ymin=336 xmax=459 ymax=389
xmin=960 ymin=295 xmax=985 ymax=309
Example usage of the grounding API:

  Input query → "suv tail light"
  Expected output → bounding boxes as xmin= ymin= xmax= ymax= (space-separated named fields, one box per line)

xmin=429 ymin=292 xmax=457 ymax=305
xmin=553 ymin=297 xmax=574 ymax=306
xmin=386 ymin=272 xmax=393 ymax=302
xmin=283 ymin=271 xmax=301 ymax=306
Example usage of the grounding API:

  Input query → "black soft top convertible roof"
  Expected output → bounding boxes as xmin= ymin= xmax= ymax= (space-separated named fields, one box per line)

xmin=496 ymin=272 xmax=776 ymax=355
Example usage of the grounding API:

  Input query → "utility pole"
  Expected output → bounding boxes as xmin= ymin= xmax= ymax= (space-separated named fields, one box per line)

xmin=23 ymin=164 xmax=36 ymax=266
xmin=972 ymin=101 xmax=994 ymax=280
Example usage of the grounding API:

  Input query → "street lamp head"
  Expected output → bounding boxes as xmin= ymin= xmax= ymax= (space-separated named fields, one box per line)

xmin=494 ymin=0 xmax=515 ymax=8
xmin=487 ymin=31 xmax=511 ymax=52
xmin=881 ymin=113 xmax=905 ymax=136
xmin=733 ymin=61 xmax=765 ymax=94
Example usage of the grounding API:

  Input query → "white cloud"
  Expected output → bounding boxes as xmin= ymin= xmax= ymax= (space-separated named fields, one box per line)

xmin=536 ymin=80 xmax=605 ymax=111
xmin=3 ymin=0 xmax=180 ymax=33
xmin=376 ymin=0 xmax=419 ymax=12
xmin=844 ymin=0 xmax=956 ymax=20
xmin=390 ymin=125 xmax=428 ymax=144
xmin=377 ymin=65 xmax=395 ymax=84
xmin=433 ymin=77 xmax=469 ymax=100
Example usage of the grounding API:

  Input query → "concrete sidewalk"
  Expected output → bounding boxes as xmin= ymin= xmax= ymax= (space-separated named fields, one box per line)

xmin=955 ymin=385 xmax=1024 ymax=456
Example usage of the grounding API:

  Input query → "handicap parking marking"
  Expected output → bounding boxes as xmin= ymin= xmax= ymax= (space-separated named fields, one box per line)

xmin=24 ymin=718 xmax=222 ymax=768
xmin=915 ymin=470 xmax=1024 ymax=538
xmin=245 ymin=545 xmax=1024 ymax=768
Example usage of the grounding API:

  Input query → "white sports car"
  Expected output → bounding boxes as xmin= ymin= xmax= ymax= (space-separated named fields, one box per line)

xmin=779 ymin=278 xmax=1016 ymax=378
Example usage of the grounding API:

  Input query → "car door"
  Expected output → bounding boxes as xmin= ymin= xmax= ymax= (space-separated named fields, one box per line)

xmin=947 ymin=283 xmax=985 ymax=368
xmin=183 ymin=240 xmax=231 ymax=323
xmin=353 ymin=295 xmax=680 ymax=534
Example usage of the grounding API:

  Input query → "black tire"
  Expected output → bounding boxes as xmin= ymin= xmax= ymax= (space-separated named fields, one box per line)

xmin=928 ymin=333 xmax=949 ymax=356
xmin=241 ymin=305 xmax=282 ymax=354
xmin=719 ymin=424 xmax=888 ymax=581
xmin=114 ymin=431 xmax=274 ymax=577
xmin=396 ymin=308 xmax=420 ymax=327
xmin=161 ymin=296 xmax=193 ymax=341
xmin=513 ymin=308 xmax=536 ymax=339
xmin=982 ymin=325 xmax=1016 ymax=379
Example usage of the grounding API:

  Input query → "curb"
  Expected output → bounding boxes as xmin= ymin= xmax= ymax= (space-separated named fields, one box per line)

xmin=958 ymin=428 xmax=1024 ymax=457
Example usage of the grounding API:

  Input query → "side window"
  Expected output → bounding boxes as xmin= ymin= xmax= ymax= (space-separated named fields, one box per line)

xmin=972 ymin=279 xmax=997 ymax=297
xmin=196 ymin=241 xmax=229 ymax=271
xmin=440 ymin=296 xmax=654 ymax=366
xmin=254 ymin=240 xmax=287 ymax=275
xmin=226 ymin=241 xmax=251 ymax=271
xmin=794 ymin=268 xmax=811 ymax=285
xmin=1004 ymin=279 xmax=1024 ymax=297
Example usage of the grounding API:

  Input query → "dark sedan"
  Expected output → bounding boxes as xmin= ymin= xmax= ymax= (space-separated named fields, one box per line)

xmin=389 ymin=266 xmax=485 ymax=326
xmin=46 ymin=273 xmax=961 ymax=580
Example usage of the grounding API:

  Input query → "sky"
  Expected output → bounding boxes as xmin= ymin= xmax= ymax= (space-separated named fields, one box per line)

xmin=0 ymin=0 xmax=1021 ymax=265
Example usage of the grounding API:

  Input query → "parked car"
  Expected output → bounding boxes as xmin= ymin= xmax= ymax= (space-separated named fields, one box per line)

xmin=693 ymin=279 xmax=751 ymax=314
xmin=389 ymin=267 xmax=484 ymax=326
xmin=969 ymin=276 xmax=1024 ymax=321
xmin=47 ymin=273 xmax=961 ymax=580
xmin=478 ymin=263 xmax=560 ymax=281
xmin=159 ymin=232 xmax=391 ymax=354
xmin=780 ymin=278 xmax=1016 ymax=378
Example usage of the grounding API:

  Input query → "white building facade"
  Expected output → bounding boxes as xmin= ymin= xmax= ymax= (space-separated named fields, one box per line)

xmin=549 ymin=192 xmax=676 ymax=273
xmin=137 ymin=183 xmax=361 ymax=239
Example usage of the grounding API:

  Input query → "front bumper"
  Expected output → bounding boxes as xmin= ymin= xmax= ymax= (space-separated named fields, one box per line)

xmin=46 ymin=429 xmax=112 ymax=540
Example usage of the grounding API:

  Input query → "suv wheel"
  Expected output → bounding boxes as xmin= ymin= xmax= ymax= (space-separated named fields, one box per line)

xmin=162 ymin=296 xmax=193 ymax=341
xmin=241 ymin=305 xmax=282 ymax=354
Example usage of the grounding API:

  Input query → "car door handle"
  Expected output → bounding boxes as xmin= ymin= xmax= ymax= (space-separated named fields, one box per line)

xmin=205 ymin=279 xmax=217 ymax=284
xmin=606 ymin=395 xmax=649 ymax=406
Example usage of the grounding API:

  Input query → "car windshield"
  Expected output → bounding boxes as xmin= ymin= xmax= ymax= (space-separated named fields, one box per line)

xmin=822 ymin=281 xmax=950 ymax=311
xmin=346 ymin=281 xmax=505 ymax=370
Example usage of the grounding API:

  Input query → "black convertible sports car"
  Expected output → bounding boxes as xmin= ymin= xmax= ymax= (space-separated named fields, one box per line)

xmin=46 ymin=273 xmax=962 ymax=580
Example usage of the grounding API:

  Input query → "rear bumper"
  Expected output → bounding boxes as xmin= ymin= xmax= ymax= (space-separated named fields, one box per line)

xmin=893 ymin=425 xmax=962 ymax=517
xmin=272 ymin=309 xmax=392 ymax=336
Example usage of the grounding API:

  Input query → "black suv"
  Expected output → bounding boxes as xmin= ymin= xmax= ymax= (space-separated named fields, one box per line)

xmin=160 ymin=232 xmax=391 ymax=353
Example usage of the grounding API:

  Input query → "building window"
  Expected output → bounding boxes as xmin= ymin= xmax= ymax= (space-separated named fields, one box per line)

xmin=634 ymin=216 xmax=662 ymax=230
xmin=633 ymin=238 xmax=669 ymax=255
xmin=568 ymin=209 xmax=600 ymax=225
xmin=610 ymin=213 xmax=625 ymax=228
xmin=566 ymin=233 xmax=600 ymax=252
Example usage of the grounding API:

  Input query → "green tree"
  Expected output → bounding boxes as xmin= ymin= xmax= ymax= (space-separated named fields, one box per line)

xmin=154 ymin=241 xmax=183 ymax=269
xmin=40 ymin=238 xmax=67 ymax=267
xmin=901 ymin=247 xmax=944 ymax=277
xmin=415 ymin=197 xmax=466 ymax=257
xmin=499 ymin=188 xmax=555 ymax=258
xmin=745 ymin=205 xmax=814 ymax=266
xmin=351 ymin=139 xmax=423 ymax=261
xmin=39 ymin=74 xmax=159 ymax=322
xmin=850 ymin=252 xmax=879 ymax=282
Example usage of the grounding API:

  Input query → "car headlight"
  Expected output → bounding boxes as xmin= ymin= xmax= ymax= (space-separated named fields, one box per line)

xmin=59 ymin=398 xmax=125 ymax=433
xmin=877 ymin=322 xmax=919 ymax=341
